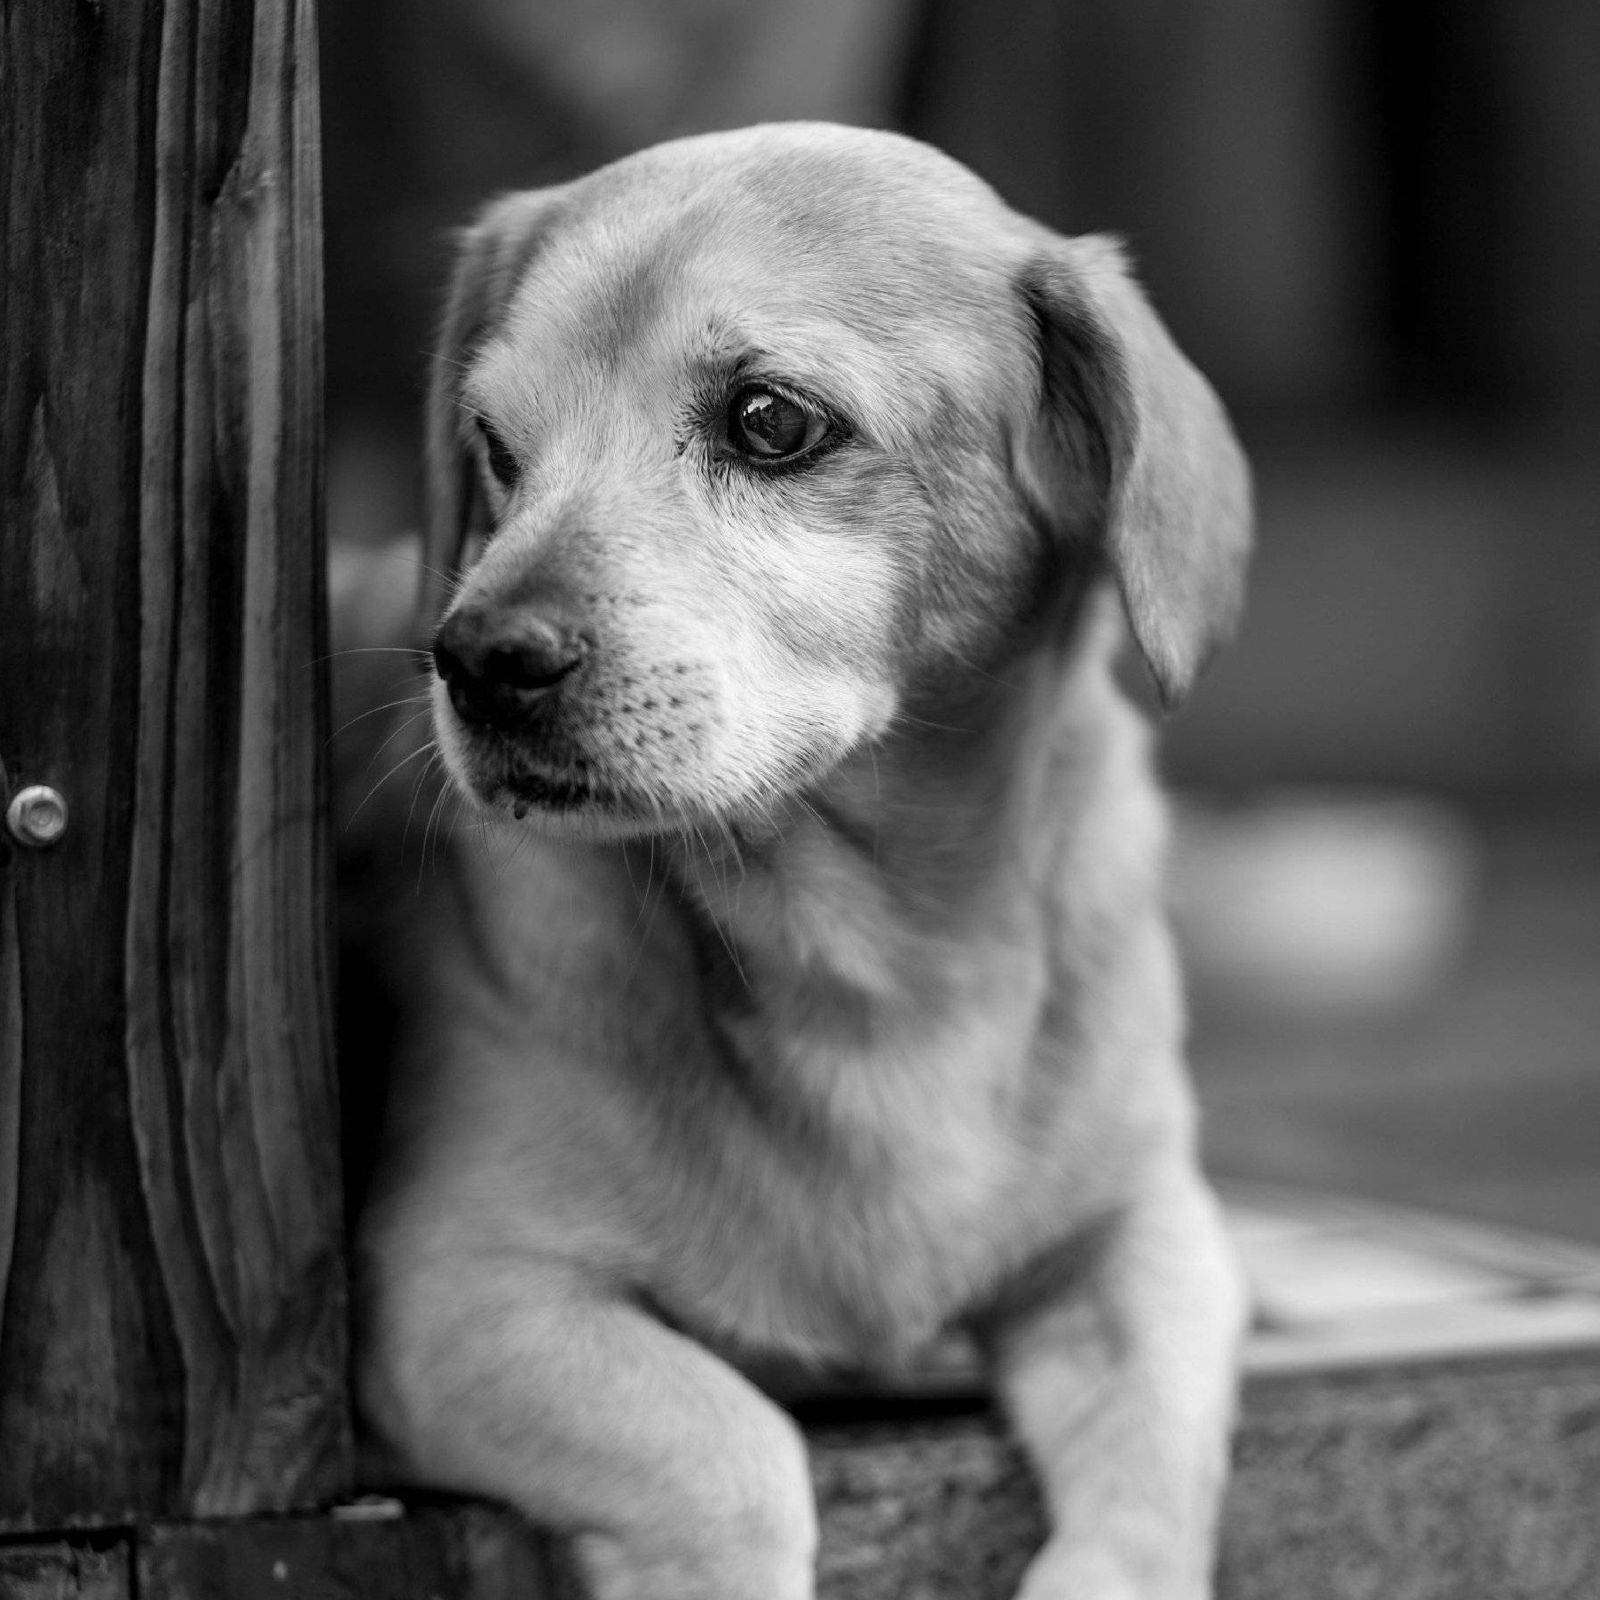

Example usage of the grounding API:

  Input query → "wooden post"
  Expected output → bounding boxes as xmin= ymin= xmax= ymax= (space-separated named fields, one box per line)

xmin=0 ymin=0 xmax=348 ymax=1530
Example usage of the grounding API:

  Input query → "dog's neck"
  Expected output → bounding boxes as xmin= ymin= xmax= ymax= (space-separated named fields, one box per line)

xmin=643 ymin=595 xmax=1157 ymax=1041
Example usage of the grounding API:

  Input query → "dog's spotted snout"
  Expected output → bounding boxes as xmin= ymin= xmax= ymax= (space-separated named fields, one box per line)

xmin=433 ymin=604 xmax=588 ymax=730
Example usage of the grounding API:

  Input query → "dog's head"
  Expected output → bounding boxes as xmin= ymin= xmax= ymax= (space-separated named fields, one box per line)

xmin=423 ymin=124 xmax=1250 ymax=839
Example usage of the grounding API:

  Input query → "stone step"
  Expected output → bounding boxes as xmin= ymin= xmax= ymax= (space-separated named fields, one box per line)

xmin=806 ymin=1348 xmax=1600 ymax=1600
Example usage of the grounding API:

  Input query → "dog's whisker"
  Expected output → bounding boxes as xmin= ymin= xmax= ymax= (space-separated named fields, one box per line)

xmin=418 ymin=771 xmax=454 ymax=887
xmin=401 ymin=749 xmax=446 ymax=854
xmin=622 ymin=838 xmax=667 ymax=989
xmin=682 ymin=821 xmax=749 ymax=990
xmin=429 ymin=348 xmax=477 ymax=375
xmin=493 ymin=811 xmax=538 ymax=879
xmin=704 ymin=819 xmax=737 ymax=906
xmin=317 ymin=644 xmax=432 ymax=666
xmin=791 ymin=792 xmax=829 ymax=837
xmin=343 ymin=738 xmax=438 ymax=832
xmin=718 ymin=818 xmax=748 ymax=884
xmin=364 ymin=547 xmax=467 ymax=591
xmin=890 ymin=710 xmax=972 ymax=736
xmin=420 ymin=773 xmax=467 ymax=891
xmin=329 ymin=692 xmax=433 ymax=747
xmin=361 ymin=706 xmax=437 ymax=777
xmin=470 ymin=804 xmax=495 ymax=861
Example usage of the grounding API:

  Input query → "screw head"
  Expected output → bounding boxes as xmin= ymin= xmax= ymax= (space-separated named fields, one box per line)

xmin=6 ymin=785 xmax=69 ymax=848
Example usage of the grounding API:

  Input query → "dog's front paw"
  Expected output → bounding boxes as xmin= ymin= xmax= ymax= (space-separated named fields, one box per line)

xmin=1012 ymin=1539 xmax=1210 ymax=1600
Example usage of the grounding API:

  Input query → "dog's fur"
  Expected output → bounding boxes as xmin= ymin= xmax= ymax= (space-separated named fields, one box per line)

xmin=349 ymin=123 xmax=1252 ymax=1600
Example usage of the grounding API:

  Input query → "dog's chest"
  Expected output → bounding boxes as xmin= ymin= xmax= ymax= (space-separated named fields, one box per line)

xmin=654 ymin=946 xmax=1068 ymax=1365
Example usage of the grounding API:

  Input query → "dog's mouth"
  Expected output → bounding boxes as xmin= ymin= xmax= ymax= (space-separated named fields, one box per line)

xmin=468 ymin=742 xmax=633 ymax=811
xmin=434 ymin=663 xmax=885 ymax=843
xmin=431 ymin=681 xmax=650 ymax=824
xmin=493 ymin=766 xmax=629 ymax=818
xmin=454 ymin=733 xmax=678 ymax=837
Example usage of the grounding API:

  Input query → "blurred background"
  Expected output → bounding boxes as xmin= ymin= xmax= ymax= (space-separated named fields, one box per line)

xmin=320 ymin=0 xmax=1600 ymax=1248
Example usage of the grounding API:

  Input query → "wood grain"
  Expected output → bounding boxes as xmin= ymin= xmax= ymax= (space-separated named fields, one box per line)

xmin=139 ymin=1506 xmax=561 ymax=1600
xmin=0 ymin=0 xmax=346 ymax=1529
xmin=0 ymin=1543 xmax=132 ymax=1600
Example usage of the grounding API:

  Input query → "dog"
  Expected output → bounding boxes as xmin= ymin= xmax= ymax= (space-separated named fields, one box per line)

xmin=350 ymin=122 xmax=1252 ymax=1600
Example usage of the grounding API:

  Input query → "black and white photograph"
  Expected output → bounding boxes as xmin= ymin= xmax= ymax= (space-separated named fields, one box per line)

xmin=3 ymin=3 xmax=1598 ymax=1596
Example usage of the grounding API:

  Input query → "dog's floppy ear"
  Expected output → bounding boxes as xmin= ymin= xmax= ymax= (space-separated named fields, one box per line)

xmin=421 ymin=187 xmax=567 ymax=622
xmin=1016 ymin=236 xmax=1252 ymax=707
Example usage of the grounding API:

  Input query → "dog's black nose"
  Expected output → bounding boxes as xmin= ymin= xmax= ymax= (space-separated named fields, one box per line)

xmin=433 ymin=605 xmax=588 ymax=729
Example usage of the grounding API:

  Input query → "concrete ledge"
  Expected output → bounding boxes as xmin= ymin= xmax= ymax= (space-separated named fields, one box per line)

xmin=803 ymin=1349 xmax=1600 ymax=1599
xmin=1220 ymin=1352 xmax=1600 ymax=1599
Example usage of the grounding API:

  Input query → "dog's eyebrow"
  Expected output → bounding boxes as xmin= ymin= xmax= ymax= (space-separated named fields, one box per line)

xmin=706 ymin=346 xmax=850 ymax=409
xmin=687 ymin=318 xmax=839 ymax=391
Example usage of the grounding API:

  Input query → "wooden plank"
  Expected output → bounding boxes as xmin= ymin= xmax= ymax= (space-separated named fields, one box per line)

xmin=0 ymin=0 xmax=345 ymax=1530
xmin=139 ymin=1506 xmax=564 ymax=1600
xmin=0 ymin=1542 xmax=131 ymax=1600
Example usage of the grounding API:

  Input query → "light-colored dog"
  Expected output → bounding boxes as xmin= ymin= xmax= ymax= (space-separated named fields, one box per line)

xmin=353 ymin=122 xmax=1252 ymax=1600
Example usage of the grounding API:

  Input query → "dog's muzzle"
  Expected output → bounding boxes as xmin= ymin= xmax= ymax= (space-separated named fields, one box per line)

xmin=432 ymin=603 xmax=588 ymax=732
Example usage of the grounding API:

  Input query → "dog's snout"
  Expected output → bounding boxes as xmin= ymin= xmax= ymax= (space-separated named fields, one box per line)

xmin=433 ymin=605 xmax=588 ymax=729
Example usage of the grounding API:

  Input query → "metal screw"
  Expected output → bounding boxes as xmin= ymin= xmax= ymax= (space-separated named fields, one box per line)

xmin=6 ymin=785 xmax=69 ymax=848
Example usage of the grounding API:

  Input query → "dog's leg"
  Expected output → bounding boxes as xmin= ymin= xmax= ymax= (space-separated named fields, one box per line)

xmin=362 ymin=1252 xmax=818 ymax=1600
xmin=988 ymin=1165 xmax=1247 ymax=1600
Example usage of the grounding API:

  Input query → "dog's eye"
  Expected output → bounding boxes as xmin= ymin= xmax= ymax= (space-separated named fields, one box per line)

xmin=476 ymin=417 xmax=520 ymax=488
xmin=726 ymin=386 xmax=828 ymax=464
